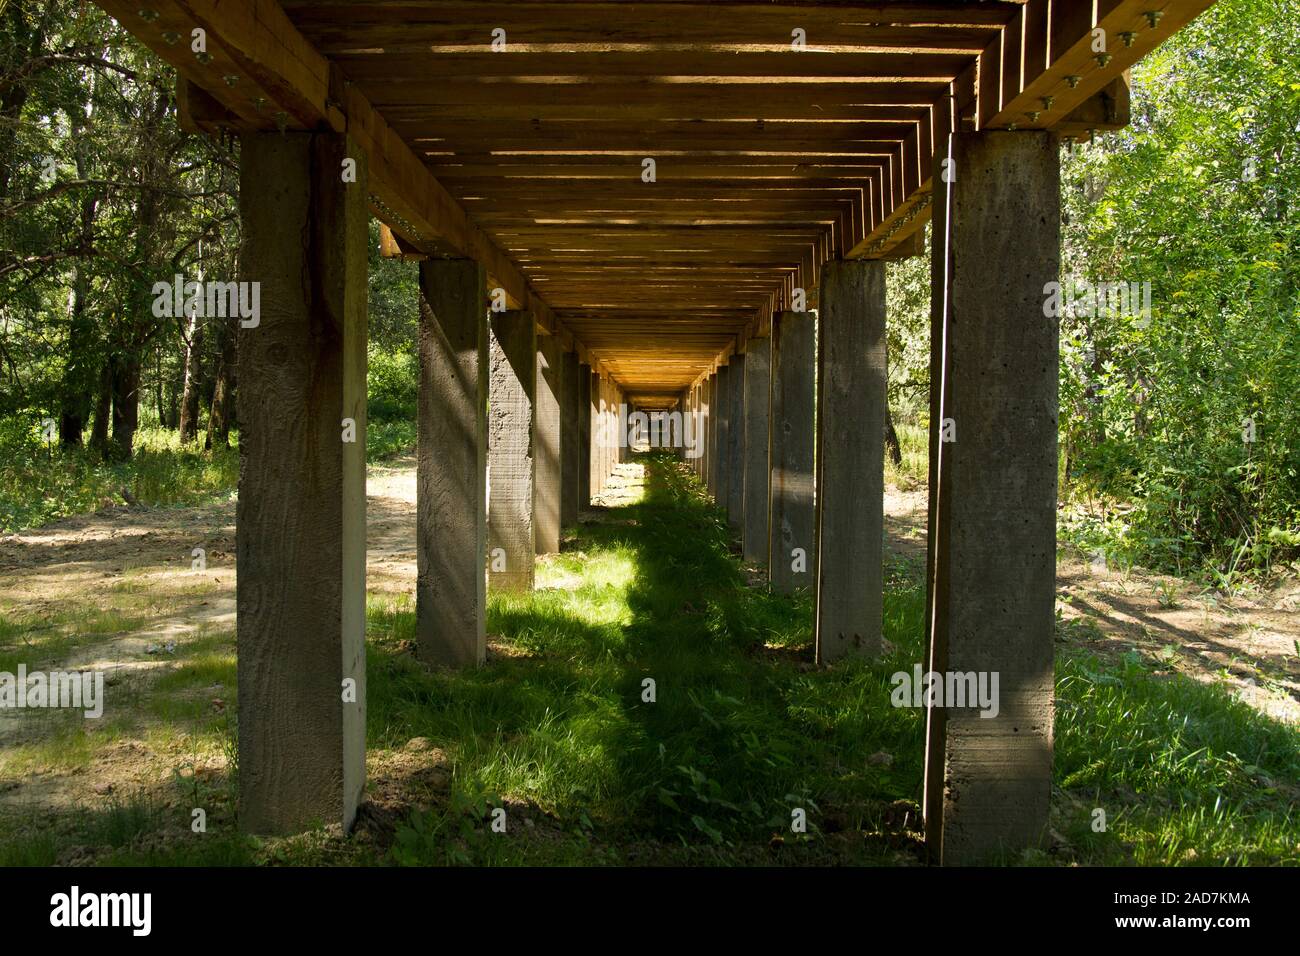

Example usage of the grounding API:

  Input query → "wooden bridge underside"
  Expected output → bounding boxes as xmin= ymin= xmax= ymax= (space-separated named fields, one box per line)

xmin=99 ymin=0 xmax=1212 ymax=406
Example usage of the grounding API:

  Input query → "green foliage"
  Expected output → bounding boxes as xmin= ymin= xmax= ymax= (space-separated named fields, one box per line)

xmin=1056 ymin=648 xmax=1300 ymax=864
xmin=1058 ymin=0 xmax=1300 ymax=578
xmin=366 ymin=343 xmax=417 ymax=422
xmin=0 ymin=424 xmax=237 ymax=532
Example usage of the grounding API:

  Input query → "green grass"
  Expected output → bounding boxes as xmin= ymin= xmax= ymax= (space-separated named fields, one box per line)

xmin=0 ymin=413 xmax=414 ymax=533
xmin=885 ymin=420 xmax=928 ymax=487
xmin=0 ymin=426 xmax=238 ymax=533
xmin=0 ymin=451 xmax=1295 ymax=866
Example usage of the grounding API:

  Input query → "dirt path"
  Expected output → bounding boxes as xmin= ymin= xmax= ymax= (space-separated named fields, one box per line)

xmin=1 ymin=460 xmax=1296 ymax=816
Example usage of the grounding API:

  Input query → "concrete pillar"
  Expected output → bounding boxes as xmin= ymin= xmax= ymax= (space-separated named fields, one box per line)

xmin=487 ymin=311 xmax=536 ymax=592
xmin=742 ymin=337 xmax=770 ymax=566
xmin=417 ymin=258 xmax=488 ymax=668
xmin=922 ymin=130 xmax=1060 ymax=865
xmin=236 ymin=131 xmax=367 ymax=835
xmin=535 ymin=335 xmax=562 ymax=553
xmin=591 ymin=372 xmax=605 ymax=497
xmin=769 ymin=311 xmax=816 ymax=594
xmin=814 ymin=260 xmax=886 ymax=663
xmin=618 ymin=395 xmax=631 ymax=462
xmin=560 ymin=350 xmax=581 ymax=527
xmin=578 ymin=363 xmax=592 ymax=509
xmin=714 ymin=364 xmax=731 ymax=509
xmin=725 ymin=356 xmax=745 ymax=531
xmin=704 ymin=375 xmax=717 ymax=497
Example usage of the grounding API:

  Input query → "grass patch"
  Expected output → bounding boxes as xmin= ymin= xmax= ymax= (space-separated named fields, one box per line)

xmin=1 ymin=452 xmax=1294 ymax=867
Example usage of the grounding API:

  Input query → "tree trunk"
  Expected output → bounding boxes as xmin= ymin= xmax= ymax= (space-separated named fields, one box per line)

xmin=58 ymin=114 xmax=100 ymax=449
xmin=178 ymin=311 xmax=203 ymax=442
xmin=109 ymin=353 xmax=140 ymax=460
xmin=89 ymin=360 xmax=112 ymax=454
xmin=884 ymin=404 xmax=903 ymax=467
xmin=205 ymin=314 xmax=235 ymax=448
xmin=58 ymin=264 xmax=91 ymax=447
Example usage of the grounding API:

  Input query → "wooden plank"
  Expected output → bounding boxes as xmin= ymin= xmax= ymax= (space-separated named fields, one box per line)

xmin=94 ymin=0 xmax=585 ymax=348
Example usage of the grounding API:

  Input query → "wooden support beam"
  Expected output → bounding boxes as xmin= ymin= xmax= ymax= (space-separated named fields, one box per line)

xmin=95 ymin=0 xmax=588 ymax=347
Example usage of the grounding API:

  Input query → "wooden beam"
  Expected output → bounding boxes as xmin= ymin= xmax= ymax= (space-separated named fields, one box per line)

xmin=95 ymin=0 xmax=586 ymax=348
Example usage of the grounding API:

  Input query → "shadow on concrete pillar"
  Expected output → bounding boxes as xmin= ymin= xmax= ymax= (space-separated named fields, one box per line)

xmin=726 ymin=355 xmax=746 ymax=531
xmin=714 ymin=364 xmax=731 ymax=509
xmin=561 ymin=350 xmax=581 ymax=526
xmin=815 ymin=259 xmax=886 ymax=663
xmin=535 ymin=335 xmax=562 ymax=553
xmin=236 ymin=131 xmax=367 ymax=834
xmin=578 ymin=363 xmax=592 ymax=508
xmin=488 ymin=311 xmax=536 ymax=592
xmin=922 ymin=130 xmax=1060 ymax=866
xmin=769 ymin=311 xmax=816 ymax=594
xmin=742 ymin=337 xmax=770 ymax=566
xmin=417 ymin=258 xmax=488 ymax=669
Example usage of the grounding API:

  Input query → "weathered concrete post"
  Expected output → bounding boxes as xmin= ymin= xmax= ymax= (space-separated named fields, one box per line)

xmin=725 ymin=355 xmax=746 ymax=531
xmin=591 ymin=377 xmax=603 ymax=497
xmin=814 ymin=259 xmax=886 ymax=662
xmin=488 ymin=311 xmax=536 ymax=592
xmin=237 ymin=131 xmax=367 ymax=835
xmin=769 ymin=311 xmax=816 ymax=593
xmin=560 ymin=349 xmax=581 ymax=527
xmin=923 ymin=130 xmax=1060 ymax=865
xmin=417 ymin=258 xmax=488 ymax=668
xmin=535 ymin=334 xmax=562 ymax=553
xmin=742 ymin=336 xmax=771 ymax=566
xmin=618 ymin=394 xmax=631 ymax=462
xmin=714 ymin=364 xmax=731 ymax=509
xmin=578 ymin=363 xmax=592 ymax=509
xmin=704 ymin=374 xmax=717 ymax=496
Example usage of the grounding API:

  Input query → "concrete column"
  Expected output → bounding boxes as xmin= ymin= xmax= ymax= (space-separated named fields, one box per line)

xmin=697 ymin=383 xmax=706 ymax=477
xmin=769 ymin=311 xmax=816 ymax=594
xmin=236 ymin=131 xmax=367 ymax=835
xmin=742 ymin=337 xmax=770 ymax=566
xmin=704 ymin=374 xmax=717 ymax=497
xmin=922 ymin=130 xmax=1060 ymax=865
xmin=578 ymin=363 xmax=592 ymax=509
xmin=535 ymin=335 xmax=562 ymax=553
xmin=714 ymin=364 xmax=731 ymax=509
xmin=814 ymin=260 xmax=886 ymax=663
xmin=487 ymin=311 xmax=536 ymax=592
xmin=560 ymin=350 xmax=581 ymax=527
xmin=725 ymin=356 xmax=746 ymax=530
xmin=618 ymin=395 xmax=631 ymax=462
xmin=592 ymin=372 xmax=606 ymax=497
xmin=417 ymin=258 xmax=488 ymax=668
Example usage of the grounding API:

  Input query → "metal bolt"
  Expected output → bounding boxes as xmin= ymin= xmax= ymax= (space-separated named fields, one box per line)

xmin=1144 ymin=10 xmax=1164 ymax=28
xmin=161 ymin=30 xmax=180 ymax=45
xmin=1041 ymin=95 xmax=1055 ymax=110
xmin=1095 ymin=52 xmax=1113 ymax=68
xmin=223 ymin=74 xmax=239 ymax=87
xmin=137 ymin=9 xmax=159 ymax=22
xmin=1066 ymin=75 xmax=1082 ymax=89
xmin=1026 ymin=111 xmax=1041 ymax=124
xmin=1119 ymin=31 xmax=1138 ymax=48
